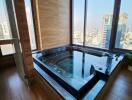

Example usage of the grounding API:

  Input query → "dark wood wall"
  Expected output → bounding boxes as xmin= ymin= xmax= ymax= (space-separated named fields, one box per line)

xmin=0 ymin=55 xmax=15 ymax=67
xmin=33 ymin=0 xmax=70 ymax=50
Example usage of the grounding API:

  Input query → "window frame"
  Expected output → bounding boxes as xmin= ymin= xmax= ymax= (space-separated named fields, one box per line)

xmin=72 ymin=0 xmax=86 ymax=45
xmin=72 ymin=0 xmax=132 ymax=52
xmin=113 ymin=0 xmax=132 ymax=51
xmin=25 ymin=0 xmax=38 ymax=51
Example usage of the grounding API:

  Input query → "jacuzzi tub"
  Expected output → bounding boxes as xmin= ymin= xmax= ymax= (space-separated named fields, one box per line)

xmin=33 ymin=46 xmax=123 ymax=99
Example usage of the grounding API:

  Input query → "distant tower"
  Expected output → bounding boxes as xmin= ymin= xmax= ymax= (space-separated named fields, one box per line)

xmin=102 ymin=14 xmax=113 ymax=48
xmin=102 ymin=12 xmax=128 ymax=48
xmin=115 ymin=13 xmax=128 ymax=48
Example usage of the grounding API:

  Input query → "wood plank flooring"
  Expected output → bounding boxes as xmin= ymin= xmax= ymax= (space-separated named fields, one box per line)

xmin=104 ymin=69 xmax=132 ymax=100
xmin=0 ymin=66 xmax=57 ymax=100
xmin=0 ymin=66 xmax=132 ymax=100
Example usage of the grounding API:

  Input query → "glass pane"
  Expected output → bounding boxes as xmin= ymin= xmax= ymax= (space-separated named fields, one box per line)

xmin=0 ymin=0 xmax=15 ymax=56
xmin=73 ymin=0 xmax=85 ymax=45
xmin=25 ymin=0 xmax=37 ymax=50
xmin=0 ymin=44 xmax=15 ymax=55
xmin=85 ymin=0 xmax=114 ymax=49
xmin=0 ymin=0 xmax=12 ymax=39
xmin=115 ymin=0 xmax=132 ymax=50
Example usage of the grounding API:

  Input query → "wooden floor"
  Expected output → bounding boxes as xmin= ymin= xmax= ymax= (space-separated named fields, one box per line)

xmin=0 ymin=66 xmax=132 ymax=100
xmin=0 ymin=66 xmax=56 ymax=100
xmin=104 ymin=69 xmax=132 ymax=100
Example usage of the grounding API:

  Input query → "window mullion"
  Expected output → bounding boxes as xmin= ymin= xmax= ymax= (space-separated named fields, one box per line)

xmin=109 ymin=0 xmax=121 ymax=51
xmin=83 ymin=0 xmax=87 ymax=46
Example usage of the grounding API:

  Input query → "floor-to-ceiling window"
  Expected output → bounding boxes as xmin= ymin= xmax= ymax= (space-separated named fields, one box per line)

xmin=72 ymin=0 xmax=85 ymax=45
xmin=72 ymin=0 xmax=132 ymax=51
xmin=115 ymin=0 xmax=132 ymax=50
xmin=24 ymin=0 xmax=37 ymax=50
xmin=0 ymin=0 xmax=15 ymax=56
xmin=0 ymin=0 xmax=37 ymax=56
xmin=85 ymin=0 xmax=114 ymax=49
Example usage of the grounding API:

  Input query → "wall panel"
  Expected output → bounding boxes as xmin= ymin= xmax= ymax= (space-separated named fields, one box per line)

xmin=35 ymin=0 xmax=70 ymax=49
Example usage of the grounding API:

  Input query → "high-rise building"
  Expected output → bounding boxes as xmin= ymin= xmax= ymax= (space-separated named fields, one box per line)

xmin=102 ymin=12 xmax=128 ymax=48
xmin=115 ymin=13 xmax=128 ymax=48
xmin=73 ymin=31 xmax=83 ymax=44
xmin=0 ymin=21 xmax=11 ymax=39
xmin=85 ymin=28 xmax=99 ymax=47
xmin=102 ymin=14 xmax=113 ymax=48
xmin=120 ymin=31 xmax=132 ymax=49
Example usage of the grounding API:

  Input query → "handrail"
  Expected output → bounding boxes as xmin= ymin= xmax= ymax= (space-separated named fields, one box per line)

xmin=0 ymin=38 xmax=19 ymax=45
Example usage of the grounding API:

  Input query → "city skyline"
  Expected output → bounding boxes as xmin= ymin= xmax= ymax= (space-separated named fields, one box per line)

xmin=0 ymin=0 xmax=131 ymax=50
xmin=74 ymin=0 xmax=132 ymax=32
xmin=0 ymin=0 xmax=36 ymax=50
xmin=73 ymin=11 xmax=132 ymax=49
xmin=73 ymin=0 xmax=132 ymax=50
xmin=0 ymin=0 xmax=12 ymax=39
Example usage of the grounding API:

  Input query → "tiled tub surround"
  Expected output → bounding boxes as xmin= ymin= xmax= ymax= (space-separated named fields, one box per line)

xmin=33 ymin=46 xmax=124 ymax=99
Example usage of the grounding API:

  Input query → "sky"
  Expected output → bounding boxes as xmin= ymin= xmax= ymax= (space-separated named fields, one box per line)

xmin=0 ymin=0 xmax=8 ymax=22
xmin=0 ymin=0 xmax=132 ymax=31
xmin=74 ymin=0 xmax=132 ymax=32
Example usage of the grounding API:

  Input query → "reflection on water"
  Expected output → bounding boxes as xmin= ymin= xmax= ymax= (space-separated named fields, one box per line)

xmin=41 ymin=50 xmax=119 ymax=81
